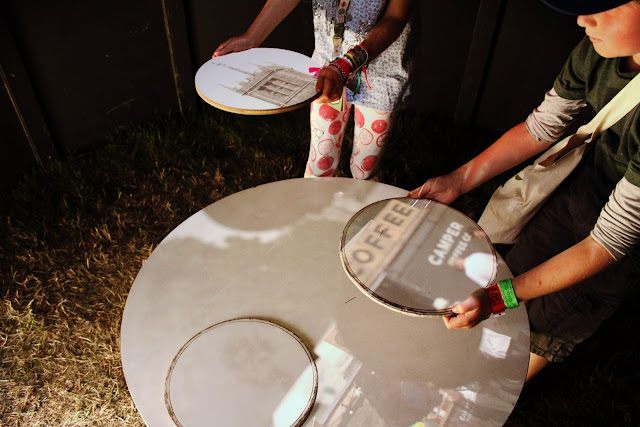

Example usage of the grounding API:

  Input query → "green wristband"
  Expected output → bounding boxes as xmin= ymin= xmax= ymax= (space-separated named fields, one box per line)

xmin=498 ymin=278 xmax=519 ymax=309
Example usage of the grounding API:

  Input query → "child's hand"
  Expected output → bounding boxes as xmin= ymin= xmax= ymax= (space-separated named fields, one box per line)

xmin=314 ymin=66 xmax=345 ymax=103
xmin=443 ymin=288 xmax=492 ymax=329
xmin=213 ymin=35 xmax=257 ymax=57
xmin=407 ymin=175 xmax=463 ymax=205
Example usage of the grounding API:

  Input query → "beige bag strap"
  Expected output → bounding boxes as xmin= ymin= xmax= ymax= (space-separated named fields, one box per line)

xmin=581 ymin=71 xmax=640 ymax=140
xmin=541 ymin=72 xmax=640 ymax=166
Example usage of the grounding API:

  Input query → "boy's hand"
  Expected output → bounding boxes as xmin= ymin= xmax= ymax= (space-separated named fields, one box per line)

xmin=213 ymin=35 xmax=257 ymax=57
xmin=407 ymin=174 xmax=464 ymax=205
xmin=314 ymin=66 xmax=345 ymax=103
xmin=443 ymin=288 xmax=492 ymax=329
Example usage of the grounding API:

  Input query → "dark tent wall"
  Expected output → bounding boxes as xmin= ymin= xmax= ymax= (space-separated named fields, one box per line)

xmin=188 ymin=0 xmax=315 ymax=59
xmin=475 ymin=0 xmax=584 ymax=130
xmin=1 ymin=0 xmax=196 ymax=190
xmin=1 ymin=0 xmax=583 ymax=191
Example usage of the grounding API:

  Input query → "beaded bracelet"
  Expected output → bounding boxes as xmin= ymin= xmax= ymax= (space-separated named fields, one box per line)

xmin=329 ymin=57 xmax=353 ymax=83
xmin=327 ymin=44 xmax=370 ymax=89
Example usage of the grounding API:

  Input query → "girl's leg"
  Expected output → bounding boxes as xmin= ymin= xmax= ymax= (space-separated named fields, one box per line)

xmin=304 ymin=99 xmax=352 ymax=178
xmin=350 ymin=105 xmax=393 ymax=180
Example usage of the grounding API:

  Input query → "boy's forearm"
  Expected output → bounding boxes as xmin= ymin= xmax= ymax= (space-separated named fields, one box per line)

xmin=512 ymin=236 xmax=616 ymax=302
xmin=244 ymin=0 xmax=302 ymax=45
xmin=453 ymin=122 xmax=550 ymax=194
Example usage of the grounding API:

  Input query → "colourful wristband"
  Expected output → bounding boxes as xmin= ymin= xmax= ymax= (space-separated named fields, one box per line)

xmin=498 ymin=278 xmax=519 ymax=309
xmin=345 ymin=44 xmax=369 ymax=70
xmin=486 ymin=284 xmax=506 ymax=314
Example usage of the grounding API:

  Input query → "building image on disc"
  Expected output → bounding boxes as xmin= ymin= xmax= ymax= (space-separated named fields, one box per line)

xmin=219 ymin=62 xmax=317 ymax=107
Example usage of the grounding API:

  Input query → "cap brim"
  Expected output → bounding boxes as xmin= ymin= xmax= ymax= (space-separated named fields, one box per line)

xmin=540 ymin=0 xmax=628 ymax=15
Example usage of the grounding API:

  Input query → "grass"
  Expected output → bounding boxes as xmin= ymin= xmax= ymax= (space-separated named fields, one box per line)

xmin=1 ymin=106 xmax=638 ymax=425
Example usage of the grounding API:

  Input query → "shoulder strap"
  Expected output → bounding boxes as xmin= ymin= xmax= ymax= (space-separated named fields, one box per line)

xmin=579 ymin=71 xmax=640 ymax=141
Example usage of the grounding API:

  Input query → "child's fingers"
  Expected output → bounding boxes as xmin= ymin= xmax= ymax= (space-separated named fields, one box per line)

xmin=443 ymin=311 xmax=476 ymax=329
xmin=213 ymin=38 xmax=254 ymax=57
xmin=315 ymin=74 xmax=326 ymax=93
xmin=443 ymin=290 xmax=490 ymax=329
xmin=315 ymin=70 xmax=343 ymax=103
xmin=213 ymin=40 xmax=230 ymax=57
xmin=444 ymin=307 xmax=483 ymax=329
xmin=407 ymin=182 xmax=429 ymax=198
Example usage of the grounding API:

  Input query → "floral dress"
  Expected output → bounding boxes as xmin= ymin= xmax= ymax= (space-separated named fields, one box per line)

xmin=310 ymin=0 xmax=419 ymax=112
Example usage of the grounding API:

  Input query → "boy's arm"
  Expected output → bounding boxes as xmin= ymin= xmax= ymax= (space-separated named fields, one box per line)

xmin=448 ymin=178 xmax=640 ymax=329
xmin=444 ymin=236 xmax=616 ymax=329
xmin=213 ymin=0 xmax=302 ymax=57
xmin=409 ymin=88 xmax=586 ymax=202
xmin=408 ymin=122 xmax=550 ymax=203
xmin=316 ymin=0 xmax=416 ymax=103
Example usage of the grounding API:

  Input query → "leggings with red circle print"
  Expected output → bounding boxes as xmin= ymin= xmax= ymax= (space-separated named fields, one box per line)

xmin=304 ymin=99 xmax=392 ymax=180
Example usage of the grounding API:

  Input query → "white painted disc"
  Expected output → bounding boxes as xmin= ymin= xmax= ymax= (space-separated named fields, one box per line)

xmin=195 ymin=48 xmax=321 ymax=115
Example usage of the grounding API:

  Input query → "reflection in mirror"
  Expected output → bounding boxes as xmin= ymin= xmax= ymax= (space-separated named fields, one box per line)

xmin=308 ymin=306 xmax=526 ymax=427
xmin=341 ymin=198 xmax=497 ymax=316
xmin=165 ymin=319 xmax=317 ymax=427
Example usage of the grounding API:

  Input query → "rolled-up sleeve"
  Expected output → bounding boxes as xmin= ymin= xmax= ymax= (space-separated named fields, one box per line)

xmin=591 ymin=177 xmax=640 ymax=260
xmin=525 ymin=88 xmax=587 ymax=143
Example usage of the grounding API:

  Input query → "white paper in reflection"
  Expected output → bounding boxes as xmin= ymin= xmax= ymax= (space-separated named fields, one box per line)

xmin=457 ymin=387 xmax=478 ymax=403
xmin=479 ymin=328 xmax=512 ymax=359
xmin=455 ymin=252 xmax=497 ymax=287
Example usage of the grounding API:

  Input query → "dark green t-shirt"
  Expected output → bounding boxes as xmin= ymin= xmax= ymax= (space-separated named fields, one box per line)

xmin=553 ymin=36 xmax=640 ymax=206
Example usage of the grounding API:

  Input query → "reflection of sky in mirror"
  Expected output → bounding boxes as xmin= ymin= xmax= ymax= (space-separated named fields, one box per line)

xmin=164 ymin=190 xmax=363 ymax=250
xmin=165 ymin=210 xmax=292 ymax=247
